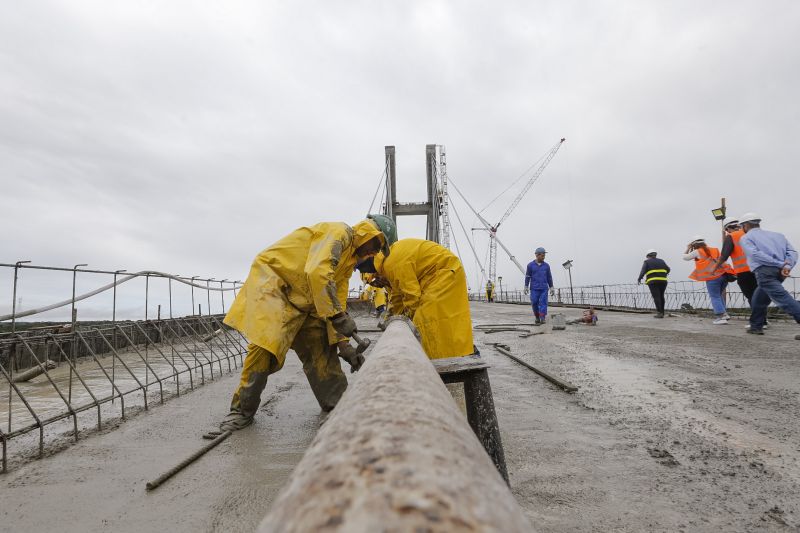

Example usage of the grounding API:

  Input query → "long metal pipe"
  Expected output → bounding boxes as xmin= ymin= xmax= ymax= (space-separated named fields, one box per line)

xmin=258 ymin=317 xmax=531 ymax=532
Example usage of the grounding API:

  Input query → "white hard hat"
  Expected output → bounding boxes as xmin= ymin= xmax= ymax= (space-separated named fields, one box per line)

xmin=688 ymin=235 xmax=706 ymax=245
xmin=739 ymin=212 xmax=762 ymax=224
xmin=646 ymin=249 xmax=658 ymax=256
xmin=722 ymin=217 xmax=739 ymax=228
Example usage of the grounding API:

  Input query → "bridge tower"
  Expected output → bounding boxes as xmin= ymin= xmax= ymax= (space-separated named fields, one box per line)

xmin=382 ymin=145 xmax=449 ymax=247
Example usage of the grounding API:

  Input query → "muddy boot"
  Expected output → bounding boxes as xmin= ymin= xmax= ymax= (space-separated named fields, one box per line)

xmin=534 ymin=316 xmax=541 ymax=326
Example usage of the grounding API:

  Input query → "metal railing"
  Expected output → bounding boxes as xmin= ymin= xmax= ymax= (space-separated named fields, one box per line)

xmin=0 ymin=262 xmax=247 ymax=472
xmin=471 ymin=277 xmax=800 ymax=314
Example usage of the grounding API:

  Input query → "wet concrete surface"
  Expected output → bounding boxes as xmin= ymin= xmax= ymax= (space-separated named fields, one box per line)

xmin=2 ymin=303 xmax=800 ymax=531
xmin=474 ymin=302 xmax=800 ymax=532
xmin=0 ymin=351 xmax=321 ymax=533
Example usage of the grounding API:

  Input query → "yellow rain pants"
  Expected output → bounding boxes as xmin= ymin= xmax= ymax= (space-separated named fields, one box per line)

xmin=375 ymin=238 xmax=474 ymax=359
xmin=224 ymin=220 xmax=385 ymax=413
xmin=231 ymin=316 xmax=347 ymax=415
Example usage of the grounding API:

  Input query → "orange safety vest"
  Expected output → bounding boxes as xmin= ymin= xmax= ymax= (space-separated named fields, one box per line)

xmin=689 ymin=247 xmax=733 ymax=282
xmin=728 ymin=229 xmax=750 ymax=274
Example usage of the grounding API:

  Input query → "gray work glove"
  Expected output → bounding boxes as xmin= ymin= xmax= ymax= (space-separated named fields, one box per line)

xmin=330 ymin=312 xmax=357 ymax=337
xmin=338 ymin=343 xmax=365 ymax=373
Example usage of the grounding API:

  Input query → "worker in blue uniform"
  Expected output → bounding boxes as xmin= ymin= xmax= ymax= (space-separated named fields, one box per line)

xmin=524 ymin=247 xmax=555 ymax=324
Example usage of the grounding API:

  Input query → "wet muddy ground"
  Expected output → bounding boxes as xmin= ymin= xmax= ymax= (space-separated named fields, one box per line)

xmin=474 ymin=302 xmax=800 ymax=532
xmin=2 ymin=302 xmax=799 ymax=532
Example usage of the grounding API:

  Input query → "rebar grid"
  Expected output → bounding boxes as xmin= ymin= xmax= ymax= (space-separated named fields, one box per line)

xmin=0 ymin=315 xmax=245 ymax=472
xmin=0 ymin=262 xmax=247 ymax=473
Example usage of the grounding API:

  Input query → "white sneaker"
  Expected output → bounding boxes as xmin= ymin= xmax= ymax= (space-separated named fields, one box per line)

xmin=722 ymin=313 xmax=731 ymax=320
xmin=712 ymin=318 xmax=729 ymax=325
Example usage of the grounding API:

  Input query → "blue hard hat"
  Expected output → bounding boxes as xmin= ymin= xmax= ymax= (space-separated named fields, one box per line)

xmin=535 ymin=247 xmax=546 ymax=254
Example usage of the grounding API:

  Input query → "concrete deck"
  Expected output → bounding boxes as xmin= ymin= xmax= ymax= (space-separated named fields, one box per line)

xmin=2 ymin=303 xmax=799 ymax=532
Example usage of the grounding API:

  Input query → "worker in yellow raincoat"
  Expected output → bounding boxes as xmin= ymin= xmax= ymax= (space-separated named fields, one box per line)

xmin=363 ymin=277 xmax=388 ymax=316
xmin=209 ymin=214 xmax=397 ymax=434
xmin=372 ymin=284 xmax=387 ymax=315
xmin=365 ymin=238 xmax=474 ymax=359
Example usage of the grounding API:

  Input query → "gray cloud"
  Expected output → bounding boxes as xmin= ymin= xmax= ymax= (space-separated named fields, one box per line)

xmin=2 ymin=0 xmax=799 ymax=314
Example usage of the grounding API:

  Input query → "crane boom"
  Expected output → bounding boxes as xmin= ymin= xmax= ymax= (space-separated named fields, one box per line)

xmin=495 ymin=138 xmax=565 ymax=230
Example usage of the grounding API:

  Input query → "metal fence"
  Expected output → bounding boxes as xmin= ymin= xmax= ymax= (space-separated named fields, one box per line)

xmin=0 ymin=262 xmax=246 ymax=472
xmin=471 ymin=277 xmax=800 ymax=315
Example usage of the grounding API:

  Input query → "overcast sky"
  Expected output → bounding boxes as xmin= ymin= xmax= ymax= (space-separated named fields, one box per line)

xmin=2 ymin=0 xmax=799 ymax=316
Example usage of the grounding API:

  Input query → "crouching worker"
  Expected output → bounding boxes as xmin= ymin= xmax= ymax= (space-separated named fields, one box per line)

xmin=209 ymin=214 xmax=397 ymax=435
xmin=360 ymin=238 xmax=475 ymax=359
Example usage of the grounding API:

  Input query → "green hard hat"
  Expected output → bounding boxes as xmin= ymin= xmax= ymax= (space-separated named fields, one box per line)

xmin=367 ymin=213 xmax=397 ymax=255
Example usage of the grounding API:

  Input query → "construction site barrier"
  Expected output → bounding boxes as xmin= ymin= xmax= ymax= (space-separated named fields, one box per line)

xmin=258 ymin=317 xmax=531 ymax=532
xmin=0 ymin=314 xmax=247 ymax=473
xmin=471 ymin=277 xmax=800 ymax=315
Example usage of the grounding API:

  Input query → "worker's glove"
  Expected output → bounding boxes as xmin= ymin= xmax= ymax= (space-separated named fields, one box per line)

xmin=338 ymin=343 xmax=365 ymax=373
xmin=523 ymin=288 xmax=529 ymax=295
xmin=330 ymin=313 xmax=357 ymax=337
xmin=637 ymin=280 xmax=641 ymax=285
xmin=549 ymin=288 xmax=555 ymax=297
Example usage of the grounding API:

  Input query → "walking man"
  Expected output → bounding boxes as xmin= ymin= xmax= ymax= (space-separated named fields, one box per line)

xmin=738 ymin=212 xmax=800 ymax=335
xmin=524 ymin=247 xmax=554 ymax=325
xmin=638 ymin=249 xmax=670 ymax=318
xmin=486 ymin=280 xmax=495 ymax=302
xmin=715 ymin=217 xmax=757 ymax=307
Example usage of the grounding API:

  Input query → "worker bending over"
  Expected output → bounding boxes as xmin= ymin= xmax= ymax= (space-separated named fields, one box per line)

xmin=524 ymin=247 xmax=554 ymax=325
xmin=363 ymin=238 xmax=474 ymax=359
xmin=212 ymin=214 xmax=397 ymax=434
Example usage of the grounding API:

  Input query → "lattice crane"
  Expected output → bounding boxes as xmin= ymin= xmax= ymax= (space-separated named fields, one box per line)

xmin=472 ymin=138 xmax=566 ymax=284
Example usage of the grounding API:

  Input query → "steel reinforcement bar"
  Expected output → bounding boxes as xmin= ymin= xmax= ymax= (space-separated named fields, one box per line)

xmin=0 ymin=314 xmax=246 ymax=473
xmin=258 ymin=317 xmax=531 ymax=532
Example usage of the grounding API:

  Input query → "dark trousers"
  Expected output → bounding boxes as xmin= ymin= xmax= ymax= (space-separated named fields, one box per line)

xmin=749 ymin=266 xmax=800 ymax=329
xmin=647 ymin=281 xmax=667 ymax=314
xmin=736 ymin=270 xmax=757 ymax=306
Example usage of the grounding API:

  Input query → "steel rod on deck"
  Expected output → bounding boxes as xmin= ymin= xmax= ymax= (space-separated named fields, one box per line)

xmin=258 ymin=317 xmax=531 ymax=532
xmin=145 ymin=430 xmax=232 ymax=491
xmin=494 ymin=345 xmax=578 ymax=393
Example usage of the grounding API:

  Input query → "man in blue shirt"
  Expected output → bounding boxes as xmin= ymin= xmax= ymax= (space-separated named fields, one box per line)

xmin=738 ymin=212 xmax=800 ymax=335
xmin=524 ymin=247 xmax=554 ymax=325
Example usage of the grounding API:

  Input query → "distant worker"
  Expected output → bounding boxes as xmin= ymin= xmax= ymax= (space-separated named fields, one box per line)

xmin=364 ymin=238 xmax=475 ymax=359
xmin=738 ymin=213 xmax=800 ymax=335
xmin=210 ymin=215 xmax=397 ymax=434
xmin=524 ymin=247 xmax=554 ymax=325
xmin=684 ymin=236 xmax=734 ymax=325
xmin=486 ymin=280 xmax=495 ymax=302
xmin=373 ymin=284 xmax=388 ymax=316
xmin=363 ymin=281 xmax=388 ymax=316
xmin=715 ymin=217 xmax=757 ymax=307
xmin=637 ymin=249 xmax=670 ymax=318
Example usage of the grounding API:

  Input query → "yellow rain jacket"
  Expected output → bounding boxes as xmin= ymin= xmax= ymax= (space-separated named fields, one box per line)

xmin=375 ymin=238 xmax=474 ymax=359
xmin=373 ymin=286 xmax=387 ymax=308
xmin=224 ymin=220 xmax=384 ymax=363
